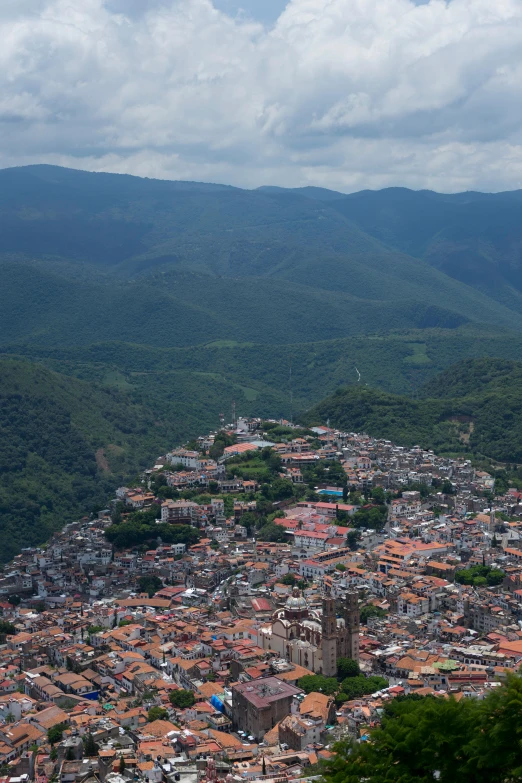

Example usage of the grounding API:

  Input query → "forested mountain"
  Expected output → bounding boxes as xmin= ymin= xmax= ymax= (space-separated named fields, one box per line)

xmin=325 ymin=187 xmax=522 ymax=314
xmin=4 ymin=166 xmax=522 ymax=558
xmin=0 ymin=358 xmax=284 ymax=564
xmin=1 ymin=165 xmax=521 ymax=333
xmin=303 ymin=358 xmax=522 ymax=463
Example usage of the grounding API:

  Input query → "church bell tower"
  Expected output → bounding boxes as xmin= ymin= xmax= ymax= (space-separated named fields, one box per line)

xmin=321 ymin=595 xmax=337 ymax=677
xmin=343 ymin=590 xmax=360 ymax=662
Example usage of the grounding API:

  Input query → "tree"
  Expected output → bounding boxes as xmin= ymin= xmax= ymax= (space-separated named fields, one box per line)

xmin=0 ymin=620 xmax=16 ymax=636
xmin=346 ymin=530 xmax=361 ymax=551
xmin=169 ymin=689 xmax=195 ymax=709
xmin=321 ymin=675 xmax=522 ymax=783
xmin=83 ymin=733 xmax=98 ymax=757
xmin=337 ymin=658 xmax=360 ymax=680
xmin=297 ymin=675 xmax=338 ymax=695
xmin=147 ymin=706 xmax=169 ymax=722
xmin=371 ymin=486 xmax=386 ymax=504
xmin=119 ymin=756 xmax=126 ymax=774
xmin=257 ymin=520 xmax=287 ymax=542
xmin=442 ymin=479 xmax=455 ymax=495
xmin=335 ymin=563 xmax=346 ymax=572
xmin=138 ymin=575 xmax=163 ymax=598
xmin=338 ymin=675 xmax=388 ymax=701
xmin=360 ymin=604 xmax=387 ymax=624
xmin=240 ymin=512 xmax=257 ymax=535
xmin=50 ymin=747 xmax=57 ymax=761
xmin=48 ymin=723 xmax=68 ymax=744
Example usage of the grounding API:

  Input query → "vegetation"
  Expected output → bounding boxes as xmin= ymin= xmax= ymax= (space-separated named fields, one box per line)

xmin=0 ymin=621 xmax=16 ymax=637
xmin=455 ymin=565 xmax=505 ymax=587
xmin=321 ymin=673 xmax=522 ymax=783
xmin=147 ymin=706 xmax=169 ymax=722
xmin=104 ymin=508 xmax=200 ymax=551
xmin=337 ymin=675 xmax=389 ymax=702
xmin=297 ymin=675 xmax=339 ymax=695
xmin=360 ymin=604 xmax=388 ymax=624
xmin=47 ymin=723 xmax=68 ymax=744
xmin=303 ymin=358 xmax=522 ymax=463
xmin=169 ymin=689 xmax=196 ymax=709
xmin=337 ymin=658 xmax=360 ymax=680
xmin=138 ymin=575 xmax=163 ymax=597
xmin=83 ymin=733 xmax=98 ymax=757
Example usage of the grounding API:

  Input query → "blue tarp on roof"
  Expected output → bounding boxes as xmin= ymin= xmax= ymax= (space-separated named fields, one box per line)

xmin=210 ymin=694 xmax=224 ymax=712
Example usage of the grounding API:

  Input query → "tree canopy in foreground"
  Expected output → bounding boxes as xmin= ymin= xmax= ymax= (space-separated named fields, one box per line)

xmin=321 ymin=673 xmax=522 ymax=783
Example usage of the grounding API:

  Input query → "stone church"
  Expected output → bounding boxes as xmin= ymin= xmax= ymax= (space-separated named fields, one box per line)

xmin=258 ymin=587 xmax=360 ymax=676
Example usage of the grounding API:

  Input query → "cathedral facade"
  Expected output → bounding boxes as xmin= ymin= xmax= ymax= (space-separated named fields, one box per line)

xmin=258 ymin=587 xmax=360 ymax=676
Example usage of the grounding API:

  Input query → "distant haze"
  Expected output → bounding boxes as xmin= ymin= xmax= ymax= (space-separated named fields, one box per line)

xmin=1 ymin=0 xmax=522 ymax=191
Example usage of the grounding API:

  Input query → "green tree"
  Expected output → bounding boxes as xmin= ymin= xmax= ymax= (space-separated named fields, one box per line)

xmin=338 ymin=675 xmax=388 ymax=701
xmin=346 ymin=530 xmax=361 ymax=550
xmin=360 ymin=604 xmax=387 ymax=624
xmin=119 ymin=756 xmax=126 ymax=774
xmin=337 ymin=658 xmax=360 ymax=680
xmin=83 ymin=733 xmax=98 ymax=757
xmin=297 ymin=675 xmax=338 ymax=695
xmin=257 ymin=520 xmax=287 ymax=542
xmin=147 ymin=706 xmax=169 ymax=722
xmin=321 ymin=676 xmax=522 ymax=783
xmin=137 ymin=575 xmax=163 ymax=597
xmin=48 ymin=723 xmax=68 ymax=744
xmin=169 ymin=689 xmax=195 ymax=709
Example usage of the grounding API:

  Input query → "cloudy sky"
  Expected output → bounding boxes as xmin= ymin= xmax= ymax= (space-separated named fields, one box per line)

xmin=2 ymin=0 xmax=522 ymax=192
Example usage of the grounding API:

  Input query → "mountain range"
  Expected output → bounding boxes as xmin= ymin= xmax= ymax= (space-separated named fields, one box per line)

xmin=3 ymin=164 xmax=522 ymax=558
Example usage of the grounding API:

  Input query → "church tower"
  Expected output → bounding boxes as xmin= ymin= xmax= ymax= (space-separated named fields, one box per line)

xmin=321 ymin=595 xmax=337 ymax=676
xmin=343 ymin=590 xmax=360 ymax=662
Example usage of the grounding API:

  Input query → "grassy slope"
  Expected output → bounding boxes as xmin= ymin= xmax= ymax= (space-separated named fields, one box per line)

xmin=302 ymin=358 xmax=522 ymax=463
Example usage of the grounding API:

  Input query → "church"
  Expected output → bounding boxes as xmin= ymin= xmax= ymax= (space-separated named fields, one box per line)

xmin=258 ymin=587 xmax=360 ymax=676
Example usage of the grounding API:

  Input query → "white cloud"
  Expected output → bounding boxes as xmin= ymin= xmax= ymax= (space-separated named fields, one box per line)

xmin=1 ymin=0 xmax=522 ymax=191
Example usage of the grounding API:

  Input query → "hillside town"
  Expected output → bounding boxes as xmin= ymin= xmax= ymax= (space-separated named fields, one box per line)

xmin=1 ymin=417 xmax=522 ymax=783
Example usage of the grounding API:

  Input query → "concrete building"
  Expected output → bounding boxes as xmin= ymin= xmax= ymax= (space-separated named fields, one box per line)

xmin=231 ymin=676 xmax=303 ymax=741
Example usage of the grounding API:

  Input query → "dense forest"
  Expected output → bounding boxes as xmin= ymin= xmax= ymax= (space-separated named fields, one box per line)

xmin=0 ymin=359 xmax=220 ymax=564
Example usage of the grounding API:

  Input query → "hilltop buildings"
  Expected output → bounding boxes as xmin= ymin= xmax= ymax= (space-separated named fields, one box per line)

xmin=1 ymin=417 xmax=522 ymax=783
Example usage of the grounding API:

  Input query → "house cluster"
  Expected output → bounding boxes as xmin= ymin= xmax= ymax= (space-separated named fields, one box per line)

xmin=1 ymin=419 xmax=522 ymax=783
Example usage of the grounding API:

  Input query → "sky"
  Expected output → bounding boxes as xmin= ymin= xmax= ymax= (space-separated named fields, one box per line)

xmin=2 ymin=0 xmax=522 ymax=192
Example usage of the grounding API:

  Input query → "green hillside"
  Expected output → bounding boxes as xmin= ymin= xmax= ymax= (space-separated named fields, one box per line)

xmin=302 ymin=358 xmax=522 ymax=464
xmin=0 ymin=263 xmax=474 ymax=349
xmin=0 ymin=165 xmax=521 ymax=335
xmin=328 ymin=187 xmax=522 ymax=314
xmin=0 ymin=358 xmax=287 ymax=564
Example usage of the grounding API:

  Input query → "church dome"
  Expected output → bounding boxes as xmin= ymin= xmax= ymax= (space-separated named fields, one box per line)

xmin=285 ymin=586 xmax=308 ymax=611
